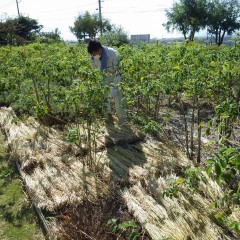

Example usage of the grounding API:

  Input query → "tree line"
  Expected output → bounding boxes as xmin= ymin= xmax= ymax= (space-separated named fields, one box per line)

xmin=0 ymin=11 xmax=128 ymax=47
xmin=164 ymin=0 xmax=240 ymax=45
xmin=0 ymin=15 xmax=61 ymax=45
xmin=0 ymin=0 xmax=240 ymax=46
xmin=69 ymin=11 xmax=129 ymax=46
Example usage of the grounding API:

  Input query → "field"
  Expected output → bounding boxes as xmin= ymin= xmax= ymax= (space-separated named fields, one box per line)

xmin=0 ymin=41 xmax=239 ymax=239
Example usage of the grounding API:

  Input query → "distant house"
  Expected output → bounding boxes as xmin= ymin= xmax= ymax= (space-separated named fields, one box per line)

xmin=130 ymin=34 xmax=150 ymax=43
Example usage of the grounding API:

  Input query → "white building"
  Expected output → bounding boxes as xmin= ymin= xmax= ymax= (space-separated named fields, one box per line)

xmin=130 ymin=34 xmax=150 ymax=43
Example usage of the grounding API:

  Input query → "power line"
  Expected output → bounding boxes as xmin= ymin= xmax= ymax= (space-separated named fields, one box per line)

xmin=12 ymin=3 xmax=96 ymax=15
xmin=104 ymin=8 xmax=169 ymax=14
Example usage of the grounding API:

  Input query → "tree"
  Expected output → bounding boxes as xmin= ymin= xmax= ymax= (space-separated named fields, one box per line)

xmin=0 ymin=16 xmax=42 ymax=45
xmin=39 ymin=28 xmax=62 ymax=43
xmin=100 ymin=25 xmax=129 ymax=47
xmin=70 ymin=11 xmax=112 ymax=41
xmin=164 ymin=0 xmax=208 ymax=41
xmin=207 ymin=0 xmax=240 ymax=46
xmin=14 ymin=16 xmax=42 ymax=40
xmin=0 ymin=17 xmax=15 ymax=45
xmin=164 ymin=3 xmax=190 ymax=40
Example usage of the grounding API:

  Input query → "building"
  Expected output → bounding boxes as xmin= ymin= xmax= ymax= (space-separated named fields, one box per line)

xmin=130 ymin=34 xmax=150 ymax=43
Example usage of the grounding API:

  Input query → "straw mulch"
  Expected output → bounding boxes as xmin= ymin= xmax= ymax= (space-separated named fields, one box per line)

xmin=0 ymin=107 xmax=239 ymax=240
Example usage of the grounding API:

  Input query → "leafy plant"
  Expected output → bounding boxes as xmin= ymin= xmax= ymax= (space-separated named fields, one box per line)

xmin=229 ymin=220 xmax=240 ymax=236
xmin=213 ymin=213 xmax=240 ymax=238
xmin=206 ymin=147 xmax=240 ymax=186
xmin=184 ymin=167 xmax=202 ymax=194
xmin=163 ymin=168 xmax=203 ymax=198
xmin=66 ymin=127 xmax=81 ymax=145
xmin=163 ymin=176 xmax=184 ymax=199
xmin=141 ymin=120 xmax=162 ymax=135
xmin=1 ymin=40 xmax=240 ymax=170
xmin=212 ymin=99 xmax=239 ymax=141
xmin=106 ymin=218 xmax=140 ymax=240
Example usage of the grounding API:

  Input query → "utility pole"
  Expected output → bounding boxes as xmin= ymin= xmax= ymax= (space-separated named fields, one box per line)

xmin=98 ymin=0 xmax=103 ymax=37
xmin=16 ymin=0 xmax=20 ymax=17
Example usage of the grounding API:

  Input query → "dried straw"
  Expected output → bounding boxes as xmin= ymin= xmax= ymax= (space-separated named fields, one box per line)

xmin=0 ymin=107 xmax=239 ymax=240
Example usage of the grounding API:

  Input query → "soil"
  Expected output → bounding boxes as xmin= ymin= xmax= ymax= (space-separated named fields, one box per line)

xmin=158 ymin=102 xmax=240 ymax=163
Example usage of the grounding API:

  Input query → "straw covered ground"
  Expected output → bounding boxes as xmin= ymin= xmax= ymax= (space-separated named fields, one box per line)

xmin=0 ymin=107 xmax=239 ymax=240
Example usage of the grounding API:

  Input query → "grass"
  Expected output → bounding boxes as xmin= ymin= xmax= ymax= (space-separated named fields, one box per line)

xmin=0 ymin=132 xmax=45 ymax=240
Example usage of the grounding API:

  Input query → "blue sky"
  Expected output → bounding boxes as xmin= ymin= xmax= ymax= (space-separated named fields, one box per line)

xmin=0 ymin=0 xmax=183 ymax=40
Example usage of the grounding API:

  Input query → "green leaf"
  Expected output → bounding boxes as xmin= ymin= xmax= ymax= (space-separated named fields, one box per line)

xmin=127 ymin=231 xmax=140 ymax=240
xmin=176 ymin=177 xmax=185 ymax=185
xmin=237 ymin=182 xmax=240 ymax=196
xmin=220 ymin=159 xmax=227 ymax=168
xmin=112 ymin=225 xmax=120 ymax=234
xmin=118 ymin=220 xmax=137 ymax=230
xmin=214 ymin=214 xmax=224 ymax=223
xmin=106 ymin=218 xmax=117 ymax=228
xmin=216 ymin=175 xmax=221 ymax=185
xmin=223 ymin=148 xmax=238 ymax=155
xmin=215 ymin=162 xmax=222 ymax=176
xmin=207 ymin=120 xmax=212 ymax=127
xmin=205 ymin=159 xmax=215 ymax=165
xmin=206 ymin=166 xmax=212 ymax=176
xmin=205 ymin=127 xmax=211 ymax=136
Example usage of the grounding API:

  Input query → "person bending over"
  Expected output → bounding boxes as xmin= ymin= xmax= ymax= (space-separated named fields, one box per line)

xmin=87 ymin=39 xmax=126 ymax=123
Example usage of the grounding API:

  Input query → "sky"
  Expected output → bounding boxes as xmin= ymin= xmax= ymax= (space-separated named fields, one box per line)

xmin=0 ymin=0 xmax=184 ymax=41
